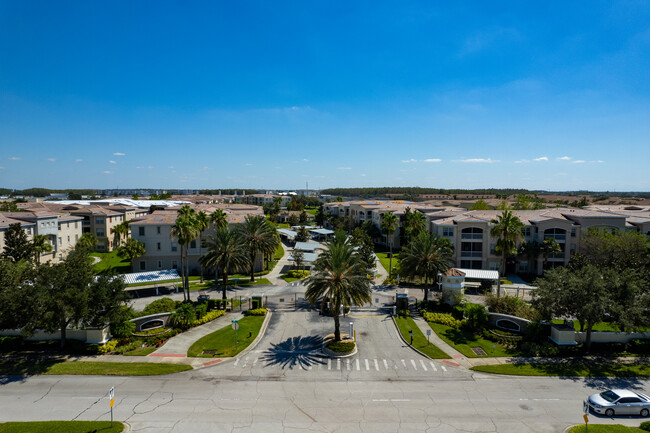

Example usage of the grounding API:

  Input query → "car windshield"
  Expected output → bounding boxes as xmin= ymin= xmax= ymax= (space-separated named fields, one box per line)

xmin=600 ymin=391 xmax=620 ymax=402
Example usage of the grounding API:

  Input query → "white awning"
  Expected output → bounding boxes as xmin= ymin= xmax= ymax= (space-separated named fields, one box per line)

xmin=278 ymin=228 xmax=298 ymax=239
xmin=120 ymin=269 xmax=181 ymax=285
xmin=289 ymin=252 xmax=318 ymax=263
xmin=310 ymin=228 xmax=334 ymax=235
xmin=294 ymin=242 xmax=318 ymax=252
xmin=454 ymin=268 xmax=499 ymax=280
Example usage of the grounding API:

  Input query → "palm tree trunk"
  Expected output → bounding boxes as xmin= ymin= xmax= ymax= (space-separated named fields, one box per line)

xmin=250 ymin=252 xmax=255 ymax=282
xmin=222 ymin=271 xmax=228 ymax=300
xmin=388 ymin=239 xmax=393 ymax=277
xmin=334 ymin=312 xmax=341 ymax=341
xmin=180 ymin=248 xmax=186 ymax=301
xmin=185 ymin=248 xmax=190 ymax=301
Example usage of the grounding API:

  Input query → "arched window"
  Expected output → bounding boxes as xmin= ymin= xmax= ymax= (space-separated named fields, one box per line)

xmin=461 ymin=227 xmax=483 ymax=240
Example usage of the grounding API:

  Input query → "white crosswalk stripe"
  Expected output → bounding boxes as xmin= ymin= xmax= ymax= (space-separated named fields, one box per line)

xmin=233 ymin=359 xmax=239 ymax=367
xmin=401 ymin=359 xmax=407 ymax=369
xmin=419 ymin=360 xmax=428 ymax=371
xmin=374 ymin=359 xmax=379 ymax=371
xmin=356 ymin=359 xmax=360 ymax=371
xmin=346 ymin=359 xmax=350 ymax=370
xmin=365 ymin=359 xmax=370 ymax=371
xmin=410 ymin=359 xmax=417 ymax=370
xmin=327 ymin=359 xmax=331 ymax=370
xmin=430 ymin=361 xmax=437 ymax=372
xmin=383 ymin=359 xmax=388 ymax=370
xmin=337 ymin=359 xmax=341 ymax=370
xmin=441 ymin=365 xmax=447 ymax=372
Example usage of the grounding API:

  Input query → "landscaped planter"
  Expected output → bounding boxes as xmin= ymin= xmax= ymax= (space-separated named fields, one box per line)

xmin=322 ymin=334 xmax=357 ymax=357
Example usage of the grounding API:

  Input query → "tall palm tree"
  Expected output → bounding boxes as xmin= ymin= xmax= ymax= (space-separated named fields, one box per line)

xmin=518 ymin=240 xmax=542 ymax=277
xmin=196 ymin=211 xmax=210 ymax=283
xmin=112 ymin=220 xmax=129 ymax=248
xmin=32 ymin=234 xmax=53 ymax=264
xmin=171 ymin=210 xmax=200 ymax=301
xmin=380 ymin=212 xmax=399 ymax=276
xmin=490 ymin=210 xmax=525 ymax=297
xmin=305 ymin=236 xmax=372 ymax=341
xmin=405 ymin=209 xmax=426 ymax=245
xmin=210 ymin=209 xmax=229 ymax=230
xmin=199 ymin=228 xmax=249 ymax=299
xmin=399 ymin=232 xmax=453 ymax=301
xmin=236 ymin=215 xmax=278 ymax=282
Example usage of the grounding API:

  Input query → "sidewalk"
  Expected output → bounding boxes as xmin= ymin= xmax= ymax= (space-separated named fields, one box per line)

xmin=410 ymin=314 xmax=473 ymax=369
xmin=265 ymin=242 xmax=294 ymax=285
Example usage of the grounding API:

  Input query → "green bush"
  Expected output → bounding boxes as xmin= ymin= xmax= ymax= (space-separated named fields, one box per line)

xmin=397 ymin=309 xmax=410 ymax=317
xmin=485 ymin=293 xmax=539 ymax=321
xmin=190 ymin=309 xmax=225 ymax=326
xmin=252 ymin=299 xmax=261 ymax=309
xmin=244 ymin=308 xmax=267 ymax=316
xmin=195 ymin=303 xmax=208 ymax=320
xmin=518 ymin=341 xmax=560 ymax=357
xmin=524 ymin=321 xmax=551 ymax=343
xmin=421 ymin=311 xmax=465 ymax=329
xmin=0 ymin=336 xmax=22 ymax=349
xmin=326 ymin=340 xmax=355 ymax=353
xmin=286 ymin=270 xmax=310 ymax=279
xmin=97 ymin=340 xmax=118 ymax=354
xmin=383 ymin=276 xmax=398 ymax=285
xmin=463 ymin=303 xmax=489 ymax=329
xmin=110 ymin=320 xmax=136 ymax=339
xmin=140 ymin=297 xmax=179 ymax=316
xmin=169 ymin=303 xmax=196 ymax=329
xmin=640 ymin=421 xmax=650 ymax=431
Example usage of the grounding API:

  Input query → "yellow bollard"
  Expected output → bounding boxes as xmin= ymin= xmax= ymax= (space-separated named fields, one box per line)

xmin=354 ymin=330 xmax=357 ymax=342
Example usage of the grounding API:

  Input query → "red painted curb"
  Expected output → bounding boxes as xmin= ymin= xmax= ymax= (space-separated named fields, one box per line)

xmin=203 ymin=359 xmax=222 ymax=367
xmin=442 ymin=360 xmax=461 ymax=367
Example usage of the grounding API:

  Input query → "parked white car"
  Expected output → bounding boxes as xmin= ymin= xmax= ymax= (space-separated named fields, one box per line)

xmin=584 ymin=389 xmax=650 ymax=417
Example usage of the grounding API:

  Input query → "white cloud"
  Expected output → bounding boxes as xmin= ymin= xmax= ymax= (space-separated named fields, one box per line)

xmin=514 ymin=159 xmax=530 ymax=164
xmin=109 ymin=160 xmax=116 ymax=164
xmin=9 ymin=157 xmax=20 ymax=161
xmin=337 ymin=167 xmax=352 ymax=170
xmin=360 ymin=174 xmax=366 ymax=177
xmin=168 ymin=166 xmax=174 ymax=169
xmin=103 ymin=170 xmax=112 ymax=174
xmin=302 ymin=158 xmax=309 ymax=162
xmin=136 ymin=166 xmax=143 ymax=169
xmin=557 ymin=156 xmax=571 ymax=161
xmin=402 ymin=158 xmax=417 ymax=163
xmin=113 ymin=152 xmax=125 ymax=156
xmin=148 ymin=166 xmax=154 ymax=169
xmin=74 ymin=159 xmax=83 ymax=163
xmin=455 ymin=158 xmax=499 ymax=163
xmin=47 ymin=158 xmax=56 ymax=162
xmin=245 ymin=163 xmax=253 ymax=166
xmin=424 ymin=158 xmax=441 ymax=163
xmin=0 ymin=166 xmax=5 ymax=170
xmin=594 ymin=160 xmax=605 ymax=163
xmin=534 ymin=156 xmax=549 ymax=162
xmin=572 ymin=160 xmax=586 ymax=164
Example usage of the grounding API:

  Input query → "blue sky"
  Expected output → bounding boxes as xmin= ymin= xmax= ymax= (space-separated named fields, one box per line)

xmin=1 ymin=1 xmax=649 ymax=191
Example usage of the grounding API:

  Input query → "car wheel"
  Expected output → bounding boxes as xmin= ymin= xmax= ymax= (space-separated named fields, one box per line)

xmin=605 ymin=408 xmax=615 ymax=417
xmin=641 ymin=408 xmax=649 ymax=417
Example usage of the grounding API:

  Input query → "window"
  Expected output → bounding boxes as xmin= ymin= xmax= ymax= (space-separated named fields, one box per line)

xmin=521 ymin=227 xmax=531 ymax=237
xmin=157 ymin=242 xmax=161 ymax=250
xmin=109 ymin=217 xmax=112 ymax=223
xmin=171 ymin=243 xmax=178 ymax=252
xmin=442 ymin=227 xmax=454 ymax=237
xmin=571 ymin=228 xmax=576 ymax=238
xmin=157 ymin=226 xmax=161 ymax=234
xmin=59 ymin=254 xmax=63 ymax=261
xmin=75 ymin=234 xmax=79 ymax=242
xmin=58 ymin=237 xmax=62 ymax=246
xmin=67 ymin=236 xmax=70 ymax=243
xmin=139 ymin=227 xmax=145 ymax=236
xmin=96 ymin=217 xmax=104 ymax=224
xmin=172 ymin=260 xmax=178 ymax=270
xmin=157 ymin=260 xmax=162 ymax=269
xmin=140 ymin=261 xmax=146 ymax=271
xmin=519 ymin=261 xmax=528 ymax=272
xmin=96 ymin=229 xmax=105 ymax=237
xmin=75 ymin=222 xmax=78 ymax=229
xmin=190 ymin=240 xmax=196 ymax=249
xmin=110 ymin=241 xmax=113 ymax=248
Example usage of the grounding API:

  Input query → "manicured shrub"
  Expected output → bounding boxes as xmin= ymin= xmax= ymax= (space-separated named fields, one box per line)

xmin=169 ymin=303 xmax=196 ymax=329
xmin=397 ymin=309 xmax=410 ymax=317
xmin=463 ymin=303 xmax=489 ymax=329
xmin=326 ymin=340 xmax=355 ymax=353
xmin=140 ymin=297 xmax=178 ymax=316
xmin=111 ymin=319 xmax=136 ymax=339
xmin=244 ymin=308 xmax=267 ymax=316
xmin=421 ymin=311 xmax=465 ymax=329
xmin=639 ymin=421 xmax=650 ymax=431
xmin=383 ymin=276 xmax=398 ymax=285
xmin=518 ymin=341 xmax=560 ymax=357
xmin=252 ymin=299 xmax=261 ymax=309
xmin=286 ymin=270 xmax=310 ymax=279
xmin=195 ymin=303 xmax=208 ymax=320
xmin=97 ymin=339 xmax=118 ymax=354
xmin=190 ymin=309 xmax=225 ymax=326
xmin=0 ymin=336 xmax=22 ymax=349
xmin=485 ymin=293 xmax=539 ymax=320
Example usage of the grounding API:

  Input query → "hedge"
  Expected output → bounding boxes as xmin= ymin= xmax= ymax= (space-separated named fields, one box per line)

xmin=421 ymin=311 xmax=465 ymax=329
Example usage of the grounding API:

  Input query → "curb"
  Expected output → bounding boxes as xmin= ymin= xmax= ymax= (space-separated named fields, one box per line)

xmin=121 ymin=422 xmax=131 ymax=433
xmin=390 ymin=315 xmax=434 ymax=361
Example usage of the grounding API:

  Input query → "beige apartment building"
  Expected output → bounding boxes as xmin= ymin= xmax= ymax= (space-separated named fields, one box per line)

xmin=129 ymin=204 xmax=265 ymax=274
xmin=0 ymin=215 xmax=35 ymax=256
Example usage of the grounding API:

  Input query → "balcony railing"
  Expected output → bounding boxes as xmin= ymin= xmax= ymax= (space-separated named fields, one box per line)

xmin=461 ymin=251 xmax=483 ymax=258
xmin=461 ymin=233 xmax=483 ymax=240
xmin=548 ymin=253 xmax=565 ymax=260
xmin=544 ymin=233 xmax=566 ymax=241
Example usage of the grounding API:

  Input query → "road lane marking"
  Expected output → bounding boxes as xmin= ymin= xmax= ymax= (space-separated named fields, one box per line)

xmin=372 ymin=399 xmax=411 ymax=402
xmin=420 ymin=360 xmax=428 ymax=371
xmin=337 ymin=359 xmax=341 ymax=370
xmin=374 ymin=359 xmax=379 ymax=371
xmin=356 ymin=359 xmax=360 ymax=371
xmin=233 ymin=359 xmax=239 ymax=367
xmin=401 ymin=359 xmax=406 ymax=369
xmin=441 ymin=365 xmax=447 ymax=372
xmin=346 ymin=359 xmax=350 ymax=370
xmin=253 ymin=358 xmax=258 ymax=366
xmin=365 ymin=359 xmax=370 ymax=370
xmin=328 ymin=359 xmax=331 ymax=370
xmin=430 ymin=362 xmax=437 ymax=372
xmin=383 ymin=359 xmax=388 ymax=370
xmin=410 ymin=359 xmax=417 ymax=370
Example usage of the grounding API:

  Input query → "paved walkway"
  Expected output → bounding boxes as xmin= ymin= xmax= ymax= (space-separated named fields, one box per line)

xmin=150 ymin=311 xmax=245 ymax=357
xmin=265 ymin=241 xmax=295 ymax=285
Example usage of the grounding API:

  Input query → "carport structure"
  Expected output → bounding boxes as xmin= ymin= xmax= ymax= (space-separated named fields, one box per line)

xmin=309 ymin=228 xmax=334 ymax=241
xmin=294 ymin=242 xmax=319 ymax=252
xmin=278 ymin=228 xmax=298 ymax=243
xmin=121 ymin=269 xmax=182 ymax=295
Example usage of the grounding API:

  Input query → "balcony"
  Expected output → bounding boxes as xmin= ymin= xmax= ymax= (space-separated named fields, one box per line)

xmin=544 ymin=234 xmax=566 ymax=241
xmin=461 ymin=251 xmax=483 ymax=258
xmin=461 ymin=233 xmax=483 ymax=240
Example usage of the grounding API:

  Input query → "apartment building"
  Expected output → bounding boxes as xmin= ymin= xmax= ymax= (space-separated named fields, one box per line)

xmin=0 ymin=215 xmax=35 ymax=256
xmin=129 ymin=204 xmax=265 ymax=274
xmin=235 ymin=194 xmax=292 ymax=207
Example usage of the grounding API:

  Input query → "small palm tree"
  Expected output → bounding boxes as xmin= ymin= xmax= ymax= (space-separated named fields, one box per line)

xmin=542 ymin=238 xmax=562 ymax=271
xmin=404 ymin=209 xmax=426 ymax=245
xmin=380 ymin=212 xmax=399 ymax=276
xmin=196 ymin=211 xmax=210 ymax=283
xmin=32 ymin=234 xmax=53 ymax=263
xmin=236 ymin=215 xmax=278 ymax=282
xmin=518 ymin=240 xmax=542 ymax=277
xmin=171 ymin=210 xmax=200 ymax=301
xmin=210 ymin=209 xmax=229 ymax=230
xmin=399 ymin=232 xmax=453 ymax=301
xmin=305 ymin=237 xmax=372 ymax=341
xmin=490 ymin=210 xmax=525 ymax=297
xmin=200 ymin=228 xmax=249 ymax=299
xmin=112 ymin=221 xmax=130 ymax=248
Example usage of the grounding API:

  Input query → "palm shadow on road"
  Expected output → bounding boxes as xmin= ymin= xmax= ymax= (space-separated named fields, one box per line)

xmin=260 ymin=335 xmax=325 ymax=370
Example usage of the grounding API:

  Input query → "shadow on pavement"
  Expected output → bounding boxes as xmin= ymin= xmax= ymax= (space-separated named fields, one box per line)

xmin=261 ymin=335 xmax=325 ymax=370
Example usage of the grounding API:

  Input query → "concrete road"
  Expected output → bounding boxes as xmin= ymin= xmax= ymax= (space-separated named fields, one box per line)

xmin=2 ymin=372 xmax=649 ymax=432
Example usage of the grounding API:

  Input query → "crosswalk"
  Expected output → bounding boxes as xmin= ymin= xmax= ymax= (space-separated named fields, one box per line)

xmin=231 ymin=354 xmax=449 ymax=374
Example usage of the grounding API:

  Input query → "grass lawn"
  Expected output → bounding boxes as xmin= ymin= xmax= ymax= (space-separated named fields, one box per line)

xmin=550 ymin=319 xmax=649 ymax=332
xmin=187 ymin=315 xmax=265 ymax=357
xmin=0 ymin=421 xmax=124 ymax=433
xmin=282 ymin=275 xmax=302 ymax=283
xmin=123 ymin=347 xmax=157 ymax=356
xmin=228 ymin=278 xmax=271 ymax=287
xmin=91 ymin=251 xmax=131 ymax=274
xmin=470 ymin=362 xmax=650 ymax=377
xmin=428 ymin=322 xmax=513 ymax=357
xmin=375 ymin=252 xmax=399 ymax=275
xmin=127 ymin=276 xmax=201 ymax=288
xmin=568 ymin=425 xmax=647 ymax=433
xmin=395 ymin=317 xmax=451 ymax=359
xmin=0 ymin=359 xmax=192 ymax=376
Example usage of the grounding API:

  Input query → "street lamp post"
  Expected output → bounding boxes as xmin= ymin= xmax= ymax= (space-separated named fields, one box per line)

xmin=437 ymin=272 xmax=442 ymax=293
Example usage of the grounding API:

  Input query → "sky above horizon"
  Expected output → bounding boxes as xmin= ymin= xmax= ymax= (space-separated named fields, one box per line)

xmin=1 ymin=1 xmax=649 ymax=191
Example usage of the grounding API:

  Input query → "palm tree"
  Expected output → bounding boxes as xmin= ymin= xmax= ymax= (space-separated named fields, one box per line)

xmin=196 ymin=211 xmax=210 ymax=283
xmin=404 ymin=209 xmax=426 ymax=245
xmin=236 ymin=215 xmax=278 ymax=282
xmin=399 ymin=232 xmax=453 ymax=301
xmin=518 ymin=240 xmax=542 ymax=277
xmin=380 ymin=212 xmax=399 ymax=276
xmin=490 ymin=210 xmax=525 ymax=297
xmin=112 ymin=221 xmax=130 ymax=248
xmin=199 ymin=228 xmax=249 ymax=299
xmin=171 ymin=210 xmax=200 ymax=301
xmin=305 ymin=237 xmax=372 ymax=341
xmin=32 ymin=234 xmax=53 ymax=263
xmin=542 ymin=238 xmax=562 ymax=271
xmin=76 ymin=232 xmax=98 ymax=251
xmin=210 ymin=209 xmax=229 ymax=230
